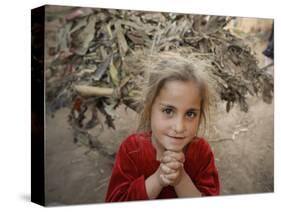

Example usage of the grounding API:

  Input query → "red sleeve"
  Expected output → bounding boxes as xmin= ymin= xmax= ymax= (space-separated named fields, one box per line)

xmin=105 ymin=135 xmax=149 ymax=202
xmin=193 ymin=140 xmax=220 ymax=196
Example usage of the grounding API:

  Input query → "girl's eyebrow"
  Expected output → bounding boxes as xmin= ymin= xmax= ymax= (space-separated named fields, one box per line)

xmin=159 ymin=103 xmax=200 ymax=111
xmin=186 ymin=108 xmax=200 ymax=112
xmin=159 ymin=103 xmax=176 ymax=109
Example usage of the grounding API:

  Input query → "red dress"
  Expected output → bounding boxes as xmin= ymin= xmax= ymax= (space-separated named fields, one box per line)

xmin=105 ymin=132 xmax=220 ymax=202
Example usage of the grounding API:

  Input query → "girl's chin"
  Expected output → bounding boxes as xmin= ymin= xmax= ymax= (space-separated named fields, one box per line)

xmin=162 ymin=137 xmax=190 ymax=151
xmin=164 ymin=144 xmax=184 ymax=152
xmin=153 ymin=134 xmax=188 ymax=152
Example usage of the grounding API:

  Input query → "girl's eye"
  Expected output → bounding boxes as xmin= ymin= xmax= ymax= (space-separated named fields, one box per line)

xmin=186 ymin=111 xmax=197 ymax=119
xmin=162 ymin=108 xmax=174 ymax=116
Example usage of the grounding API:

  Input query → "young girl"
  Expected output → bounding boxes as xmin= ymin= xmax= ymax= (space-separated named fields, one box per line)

xmin=105 ymin=52 xmax=220 ymax=201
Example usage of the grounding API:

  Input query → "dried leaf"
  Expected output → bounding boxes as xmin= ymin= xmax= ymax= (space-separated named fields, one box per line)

xmin=115 ymin=21 xmax=129 ymax=58
xmin=141 ymin=13 xmax=166 ymax=24
xmin=109 ymin=58 xmax=120 ymax=87
xmin=76 ymin=66 xmax=97 ymax=77
xmin=96 ymin=101 xmax=116 ymax=130
xmin=93 ymin=55 xmax=112 ymax=80
xmin=70 ymin=16 xmax=88 ymax=33
xmin=71 ymin=15 xmax=96 ymax=55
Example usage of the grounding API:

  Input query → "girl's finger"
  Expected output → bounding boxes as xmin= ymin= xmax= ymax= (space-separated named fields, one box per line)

xmin=165 ymin=161 xmax=183 ymax=170
xmin=164 ymin=172 xmax=179 ymax=181
xmin=163 ymin=151 xmax=185 ymax=163
xmin=161 ymin=155 xmax=176 ymax=163
xmin=160 ymin=174 xmax=172 ymax=186
xmin=160 ymin=163 xmax=175 ymax=174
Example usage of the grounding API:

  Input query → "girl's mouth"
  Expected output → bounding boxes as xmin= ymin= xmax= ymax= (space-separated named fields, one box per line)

xmin=167 ymin=135 xmax=186 ymax=140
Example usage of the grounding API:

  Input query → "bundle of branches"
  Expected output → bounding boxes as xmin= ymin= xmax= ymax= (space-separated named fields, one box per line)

xmin=44 ymin=6 xmax=273 ymax=155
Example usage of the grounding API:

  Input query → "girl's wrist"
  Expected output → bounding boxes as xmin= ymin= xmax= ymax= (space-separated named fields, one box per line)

xmin=156 ymin=167 xmax=166 ymax=188
xmin=173 ymin=166 xmax=184 ymax=186
xmin=145 ymin=168 xmax=164 ymax=199
xmin=174 ymin=167 xmax=189 ymax=188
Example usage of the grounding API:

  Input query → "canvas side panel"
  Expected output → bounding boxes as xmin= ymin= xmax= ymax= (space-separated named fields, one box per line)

xmin=31 ymin=5 xmax=46 ymax=206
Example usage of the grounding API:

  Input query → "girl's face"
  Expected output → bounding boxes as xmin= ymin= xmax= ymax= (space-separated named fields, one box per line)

xmin=151 ymin=80 xmax=201 ymax=156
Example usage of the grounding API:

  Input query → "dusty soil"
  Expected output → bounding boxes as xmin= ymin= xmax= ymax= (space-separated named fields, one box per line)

xmin=45 ymin=105 xmax=138 ymax=205
xmin=45 ymin=20 xmax=274 ymax=206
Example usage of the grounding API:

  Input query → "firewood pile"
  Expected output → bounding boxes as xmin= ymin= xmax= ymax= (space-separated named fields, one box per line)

xmin=36 ymin=6 xmax=273 ymax=155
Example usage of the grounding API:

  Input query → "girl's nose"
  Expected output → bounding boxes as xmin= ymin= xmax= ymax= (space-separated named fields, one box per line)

xmin=173 ymin=118 xmax=185 ymax=134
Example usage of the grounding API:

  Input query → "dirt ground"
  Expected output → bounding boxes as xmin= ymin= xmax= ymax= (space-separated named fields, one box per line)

xmin=45 ymin=20 xmax=274 ymax=206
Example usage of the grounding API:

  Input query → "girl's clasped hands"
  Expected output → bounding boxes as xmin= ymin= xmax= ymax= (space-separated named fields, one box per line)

xmin=158 ymin=150 xmax=185 ymax=187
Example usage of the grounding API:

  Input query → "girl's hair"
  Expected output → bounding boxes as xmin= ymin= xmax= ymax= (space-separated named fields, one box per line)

xmin=137 ymin=52 xmax=211 ymax=135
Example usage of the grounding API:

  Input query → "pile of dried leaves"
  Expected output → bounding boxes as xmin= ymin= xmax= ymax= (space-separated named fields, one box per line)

xmin=43 ymin=6 xmax=273 ymax=156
